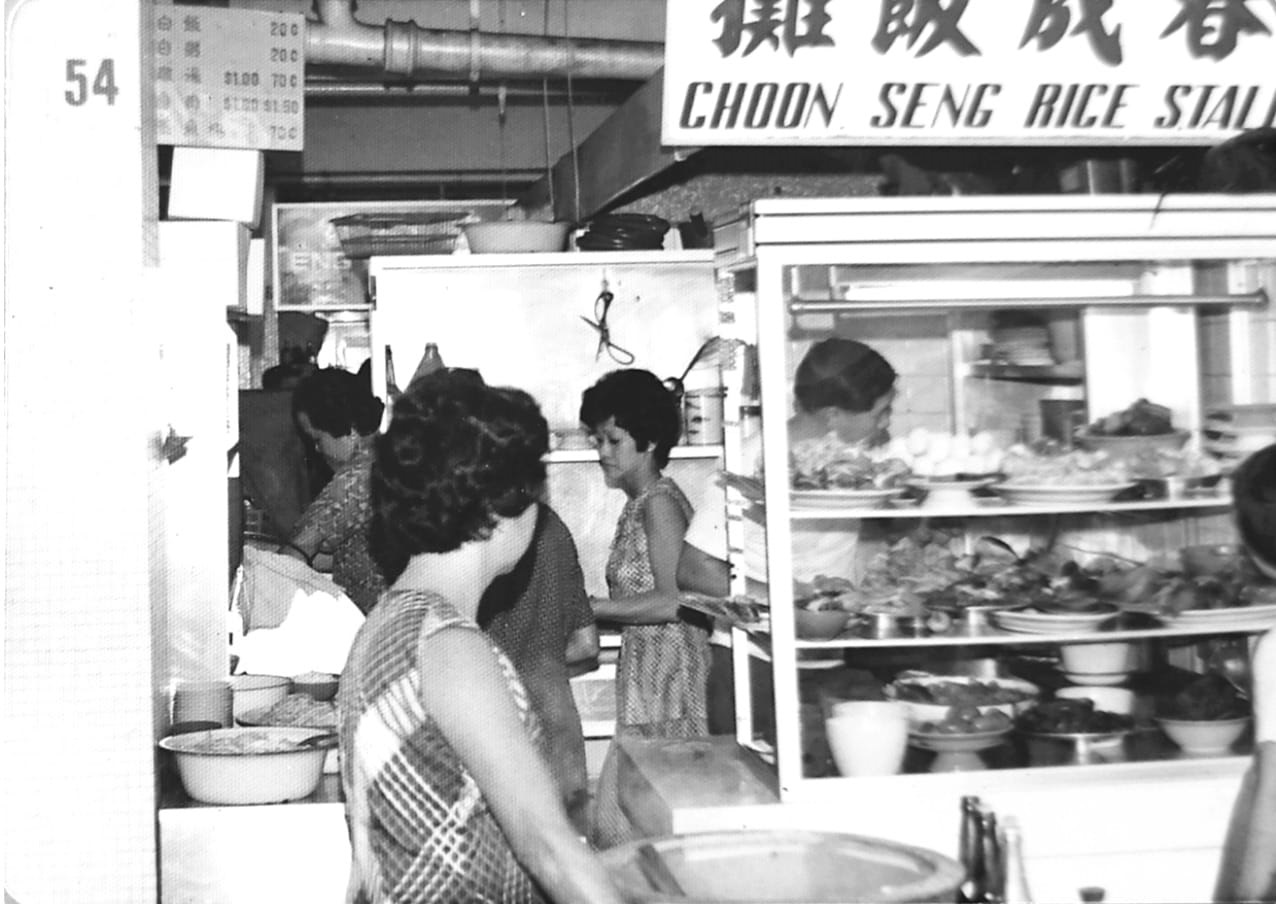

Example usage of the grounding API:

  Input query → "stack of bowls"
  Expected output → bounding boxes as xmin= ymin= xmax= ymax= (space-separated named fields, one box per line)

xmin=1204 ymin=404 xmax=1276 ymax=469
xmin=576 ymin=213 xmax=670 ymax=251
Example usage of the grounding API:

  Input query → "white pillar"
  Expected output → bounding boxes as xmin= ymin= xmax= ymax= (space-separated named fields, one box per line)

xmin=4 ymin=0 xmax=161 ymax=900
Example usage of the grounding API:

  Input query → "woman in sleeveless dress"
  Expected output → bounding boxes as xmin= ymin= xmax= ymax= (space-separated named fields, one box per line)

xmin=337 ymin=370 xmax=623 ymax=904
xmin=579 ymin=369 xmax=710 ymax=848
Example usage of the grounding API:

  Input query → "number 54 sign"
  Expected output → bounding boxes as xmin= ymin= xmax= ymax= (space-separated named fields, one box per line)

xmin=65 ymin=59 xmax=120 ymax=106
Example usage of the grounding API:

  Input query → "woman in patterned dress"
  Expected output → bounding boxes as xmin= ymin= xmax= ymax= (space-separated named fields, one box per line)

xmin=337 ymin=370 xmax=623 ymax=904
xmin=579 ymin=369 xmax=710 ymax=848
xmin=286 ymin=366 xmax=386 ymax=614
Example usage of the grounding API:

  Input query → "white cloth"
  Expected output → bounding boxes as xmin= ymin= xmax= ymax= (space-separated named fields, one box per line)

xmin=230 ymin=546 xmax=365 ymax=676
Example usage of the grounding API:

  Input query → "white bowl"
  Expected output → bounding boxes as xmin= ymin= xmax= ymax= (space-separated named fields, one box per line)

xmin=1054 ymin=686 xmax=1136 ymax=715
xmin=159 ymin=727 xmax=333 ymax=804
xmin=1059 ymin=641 xmax=1136 ymax=675
xmin=230 ymin=674 xmax=291 ymax=720
xmin=1156 ymin=716 xmax=1250 ymax=756
xmin=825 ymin=701 xmax=910 ymax=776
xmin=462 ymin=221 xmax=571 ymax=254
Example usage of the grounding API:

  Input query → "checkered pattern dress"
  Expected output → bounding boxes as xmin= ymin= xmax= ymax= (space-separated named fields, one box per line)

xmin=338 ymin=588 xmax=547 ymax=904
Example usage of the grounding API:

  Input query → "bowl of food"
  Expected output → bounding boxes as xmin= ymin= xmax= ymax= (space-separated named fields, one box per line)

xmin=291 ymin=671 xmax=340 ymax=702
xmin=885 ymin=673 xmax=1039 ymax=727
xmin=1072 ymin=429 xmax=1190 ymax=458
xmin=462 ymin=220 xmax=572 ymax=254
xmin=1179 ymin=543 xmax=1246 ymax=578
xmin=1156 ymin=716 xmax=1251 ymax=756
xmin=158 ymin=727 xmax=335 ymax=805
xmin=229 ymin=674 xmax=291 ymax=720
xmin=1017 ymin=699 xmax=1135 ymax=765
xmin=1053 ymin=685 xmax=1136 ymax=716
xmin=795 ymin=606 xmax=850 ymax=639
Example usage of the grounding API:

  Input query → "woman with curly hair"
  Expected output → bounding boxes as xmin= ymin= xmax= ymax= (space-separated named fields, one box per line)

xmin=285 ymin=366 xmax=387 ymax=614
xmin=579 ymin=368 xmax=709 ymax=848
xmin=337 ymin=370 xmax=623 ymax=904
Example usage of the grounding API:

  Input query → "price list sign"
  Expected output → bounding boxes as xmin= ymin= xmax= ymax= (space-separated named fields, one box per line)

xmin=151 ymin=6 xmax=305 ymax=151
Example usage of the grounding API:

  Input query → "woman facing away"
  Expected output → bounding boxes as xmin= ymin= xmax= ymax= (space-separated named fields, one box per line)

xmin=1215 ymin=443 xmax=1276 ymax=903
xmin=337 ymin=370 xmax=623 ymax=904
xmin=579 ymin=368 xmax=710 ymax=848
xmin=285 ymin=366 xmax=387 ymax=614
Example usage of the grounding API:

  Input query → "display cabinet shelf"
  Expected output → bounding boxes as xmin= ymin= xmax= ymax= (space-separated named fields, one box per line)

xmin=717 ymin=193 xmax=1276 ymax=802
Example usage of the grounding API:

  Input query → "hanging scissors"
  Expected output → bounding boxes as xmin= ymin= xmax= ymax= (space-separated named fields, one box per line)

xmin=578 ymin=280 xmax=635 ymax=365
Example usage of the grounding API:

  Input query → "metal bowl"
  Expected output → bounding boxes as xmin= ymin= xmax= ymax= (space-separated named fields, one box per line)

xmin=159 ymin=727 xmax=333 ymax=805
xmin=1021 ymin=727 xmax=1133 ymax=765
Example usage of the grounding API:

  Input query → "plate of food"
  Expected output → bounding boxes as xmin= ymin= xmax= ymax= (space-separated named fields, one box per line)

xmin=990 ymin=602 xmax=1119 ymax=634
xmin=679 ymin=594 xmax=770 ymax=633
xmin=1165 ymin=601 xmax=1276 ymax=630
xmin=885 ymin=673 xmax=1040 ymax=725
xmin=791 ymin=487 xmax=904 ymax=510
xmin=990 ymin=482 xmax=1136 ymax=507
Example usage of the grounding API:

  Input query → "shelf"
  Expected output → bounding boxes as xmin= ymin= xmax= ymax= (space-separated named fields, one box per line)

xmin=967 ymin=360 xmax=1084 ymax=384
xmin=274 ymin=305 xmax=373 ymax=315
xmin=793 ymin=622 xmax=1270 ymax=650
xmin=369 ymin=249 xmax=715 ymax=273
xmin=788 ymin=493 xmax=1230 ymax=520
xmin=789 ymin=289 xmax=1268 ymax=314
xmin=546 ymin=445 xmax=723 ymax=464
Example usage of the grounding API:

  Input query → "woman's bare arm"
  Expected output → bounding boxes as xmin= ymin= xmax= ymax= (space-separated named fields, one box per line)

xmin=420 ymin=627 xmax=624 ymax=904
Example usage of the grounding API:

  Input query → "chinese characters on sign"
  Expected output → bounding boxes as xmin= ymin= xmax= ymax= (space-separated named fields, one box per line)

xmin=151 ymin=6 xmax=305 ymax=151
xmin=663 ymin=0 xmax=1275 ymax=145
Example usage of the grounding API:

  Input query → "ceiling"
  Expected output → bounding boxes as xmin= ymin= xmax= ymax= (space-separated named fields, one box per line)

xmin=167 ymin=1 xmax=1229 ymax=219
xmin=174 ymin=0 xmax=668 ymax=209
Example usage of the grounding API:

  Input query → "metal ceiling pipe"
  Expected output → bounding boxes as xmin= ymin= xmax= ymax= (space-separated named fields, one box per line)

xmin=307 ymin=0 xmax=663 ymax=81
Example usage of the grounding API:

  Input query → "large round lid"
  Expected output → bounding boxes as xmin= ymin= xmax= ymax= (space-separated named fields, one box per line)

xmin=600 ymin=829 xmax=964 ymax=903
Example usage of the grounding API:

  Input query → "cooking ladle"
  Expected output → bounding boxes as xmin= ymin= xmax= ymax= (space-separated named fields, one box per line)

xmin=294 ymin=732 xmax=337 ymax=749
xmin=665 ymin=336 xmax=736 ymax=403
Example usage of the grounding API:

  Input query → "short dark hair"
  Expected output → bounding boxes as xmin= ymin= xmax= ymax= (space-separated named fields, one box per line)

xmin=579 ymin=369 xmax=681 ymax=468
xmin=370 ymin=371 xmax=548 ymax=582
xmin=292 ymin=367 xmax=384 ymax=438
xmin=793 ymin=338 xmax=897 ymax=414
xmin=1232 ymin=443 xmax=1276 ymax=568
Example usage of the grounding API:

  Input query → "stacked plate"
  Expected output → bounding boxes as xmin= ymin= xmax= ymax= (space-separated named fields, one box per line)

xmin=1204 ymin=404 xmax=1276 ymax=468
xmin=576 ymin=213 xmax=670 ymax=251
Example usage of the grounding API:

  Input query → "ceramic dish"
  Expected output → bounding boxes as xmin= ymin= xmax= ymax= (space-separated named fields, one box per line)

xmin=907 ymin=477 xmax=998 ymax=508
xmin=991 ymin=483 xmax=1135 ymax=507
xmin=790 ymin=488 xmax=903 ymax=510
xmin=991 ymin=603 xmax=1119 ymax=634
xmin=908 ymin=725 xmax=1012 ymax=753
xmin=1165 ymin=602 xmax=1276 ymax=631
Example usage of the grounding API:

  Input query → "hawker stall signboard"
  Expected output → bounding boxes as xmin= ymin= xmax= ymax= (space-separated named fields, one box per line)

xmin=662 ymin=0 xmax=1276 ymax=145
xmin=150 ymin=5 xmax=305 ymax=150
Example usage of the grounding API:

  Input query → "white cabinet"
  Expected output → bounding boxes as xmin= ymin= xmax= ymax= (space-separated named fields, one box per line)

xmin=716 ymin=194 xmax=1276 ymax=806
